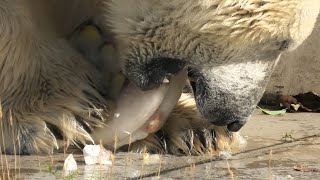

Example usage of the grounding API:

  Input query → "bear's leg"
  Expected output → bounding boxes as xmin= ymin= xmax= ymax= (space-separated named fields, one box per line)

xmin=125 ymin=94 xmax=245 ymax=156
xmin=0 ymin=2 xmax=109 ymax=154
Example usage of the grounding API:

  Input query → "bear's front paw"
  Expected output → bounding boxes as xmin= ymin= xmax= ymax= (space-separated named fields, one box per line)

xmin=125 ymin=57 xmax=185 ymax=91
xmin=0 ymin=122 xmax=58 ymax=155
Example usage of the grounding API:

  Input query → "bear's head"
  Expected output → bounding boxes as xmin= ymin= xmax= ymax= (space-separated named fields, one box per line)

xmin=106 ymin=0 xmax=320 ymax=132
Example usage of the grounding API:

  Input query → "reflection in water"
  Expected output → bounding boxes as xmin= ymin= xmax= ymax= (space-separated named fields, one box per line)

xmin=83 ymin=165 xmax=111 ymax=179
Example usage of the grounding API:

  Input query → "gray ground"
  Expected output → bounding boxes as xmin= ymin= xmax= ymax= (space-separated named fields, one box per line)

xmin=1 ymin=109 xmax=320 ymax=180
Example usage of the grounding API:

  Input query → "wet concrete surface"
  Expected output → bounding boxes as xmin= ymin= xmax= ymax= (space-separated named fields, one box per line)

xmin=1 ymin=109 xmax=320 ymax=179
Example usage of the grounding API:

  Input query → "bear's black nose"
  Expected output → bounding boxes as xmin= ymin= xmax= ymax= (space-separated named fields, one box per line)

xmin=227 ymin=120 xmax=245 ymax=132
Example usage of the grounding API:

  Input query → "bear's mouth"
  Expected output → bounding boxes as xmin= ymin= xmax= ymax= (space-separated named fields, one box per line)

xmin=69 ymin=20 xmax=187 ymax=147
xmin=92 ymin=69 xmax=188 ymax=148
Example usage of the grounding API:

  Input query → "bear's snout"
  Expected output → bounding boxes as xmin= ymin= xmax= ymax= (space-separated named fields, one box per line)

xmin=189 ymin=68 xmax=255 ymax=132
xmin=196 ymin=100 xmax=249 ymax=132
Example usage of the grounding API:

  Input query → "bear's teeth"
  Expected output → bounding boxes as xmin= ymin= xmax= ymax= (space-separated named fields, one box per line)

xmin=163 ymin=77 xmax=170 ymax=83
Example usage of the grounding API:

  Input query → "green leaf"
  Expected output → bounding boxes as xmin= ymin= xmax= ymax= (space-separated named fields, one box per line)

xmin=257 ymin=107 xmax=287 ymax=116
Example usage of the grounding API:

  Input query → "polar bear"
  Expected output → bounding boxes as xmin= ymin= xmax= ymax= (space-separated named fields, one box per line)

xmin=0 ymin=0 xmax=318 ymax=155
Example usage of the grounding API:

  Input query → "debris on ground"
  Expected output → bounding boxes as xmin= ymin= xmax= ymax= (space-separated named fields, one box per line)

xmin=279 ymin=92 xmax=320 ymax=112
xmin=280 ymin=131 xmax=296 ymax=142
xmin=279 ymin=95 xmax=299 ymax=111
xmin=293 ymin=165 xmax=320 ymax=172
xmin=293 ymin=92 xmax=320 ymax=112
xmin=259 ymin=92 xmax=320 ymax=115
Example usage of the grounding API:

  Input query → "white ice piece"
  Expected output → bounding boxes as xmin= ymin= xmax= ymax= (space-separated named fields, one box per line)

xmin=83 ymin=145 xmax=113 ymax=165
xmin=143 ymin=153 xmax=161 ymax=164
xmin=162 ymin=77 xmax=170 ymax=83
xmin=219 ymin=151 xmax=232 ymax=160
xmin=63 ymin=154 xmax=78 ymax=176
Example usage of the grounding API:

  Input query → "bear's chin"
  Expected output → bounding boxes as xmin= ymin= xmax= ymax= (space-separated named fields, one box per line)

xmin=91 ymin=69 xmax=188 ymax=148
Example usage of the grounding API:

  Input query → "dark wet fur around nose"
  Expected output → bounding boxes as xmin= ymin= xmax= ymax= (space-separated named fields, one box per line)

xmin=227 ymin=120 xmax=245 ymax=132
xmin=187 ymin=68 xmax=248 ymax=131
xmin=125 ymin=57 xmax=185 ymax=91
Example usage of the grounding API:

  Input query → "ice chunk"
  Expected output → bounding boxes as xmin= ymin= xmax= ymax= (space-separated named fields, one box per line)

xmin=142 ymin=153 xmax=161 ymax=164
xmin=63 ymin=154 xmax=78 ymax=176
xmin=219 ymin=151 xmax=232 ymax=159
xmin=83 ymin=145 xmax=113 ymax=165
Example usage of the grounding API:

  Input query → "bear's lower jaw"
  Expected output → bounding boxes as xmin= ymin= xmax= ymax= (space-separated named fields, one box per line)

xmin=91 ymin=69 xmax=188 ymax=148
